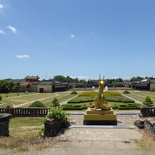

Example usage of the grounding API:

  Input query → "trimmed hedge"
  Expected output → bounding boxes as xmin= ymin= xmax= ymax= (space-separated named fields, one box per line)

xmin=143 ymin=96 xmax=154 ymax=107
xmin=70 ymin=91 xmax=77 ymax=94
xmin=29 ymin=101 xmax=45 ymax=107
xmin=62 ymin=104 xmax=88 ymax=110
xmin=123 ymin=90 xmax=130 ymax=94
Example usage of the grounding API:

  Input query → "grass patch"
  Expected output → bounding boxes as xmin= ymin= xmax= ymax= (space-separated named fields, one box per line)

xmin=0 ymin=117 xmax=49 ymax=151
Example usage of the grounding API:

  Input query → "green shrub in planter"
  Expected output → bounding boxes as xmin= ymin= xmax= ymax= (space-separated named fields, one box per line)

xmin=123 ymin=90 xmax=130 ymax=94
xmin=46 ymin=107 xmax=69 ymax=124
xmin=29 ymin=101 xmax=45 ymax=107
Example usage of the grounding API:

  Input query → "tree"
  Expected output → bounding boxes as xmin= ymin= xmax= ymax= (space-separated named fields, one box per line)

xmin=54 ymin=75 xmax=66 ymax=82
xmin=13 ymin=84 xmax=20 ymax=92
xmin=0 ymin=80 xmax=11 ymax=93
xmin=130 ymin=76 xmax=144 ymax=81
xmin=79 ymin=79 xmax=87 ymax=84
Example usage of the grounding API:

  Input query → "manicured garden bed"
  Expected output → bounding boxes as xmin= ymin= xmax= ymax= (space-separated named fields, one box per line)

xmin=62 ymin=91 xmax=141 ymax=110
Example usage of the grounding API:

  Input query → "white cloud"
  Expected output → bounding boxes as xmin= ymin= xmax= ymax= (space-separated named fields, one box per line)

xmin=70 ymin=34 xmax=77 ymax=39
xmin=7 ymin=25 xmax=17 ymax=34
xmin=0 ymin=30 xmax=5 ymax=34
xmin=16 ymin=55 xmax=30 ymax=59
xmin=0 ymin=4 xmax=4 ymax=10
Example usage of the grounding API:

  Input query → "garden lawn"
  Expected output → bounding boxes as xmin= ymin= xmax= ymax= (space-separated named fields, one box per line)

xmin=0 ymin=117 xmax=45 ymax=151
xmin=0 ymin=92 xmax=75 ymax=108
xmin=123 ymin=91 xmax=155 ymax=106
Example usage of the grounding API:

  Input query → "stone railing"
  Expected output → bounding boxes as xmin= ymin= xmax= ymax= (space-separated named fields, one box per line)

xmin=0 ymin=108 xmax=49 ymax=117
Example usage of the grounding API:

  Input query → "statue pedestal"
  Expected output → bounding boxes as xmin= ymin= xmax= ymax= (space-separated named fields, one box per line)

xmin=83 ymin=108 xmax=117 ymax=125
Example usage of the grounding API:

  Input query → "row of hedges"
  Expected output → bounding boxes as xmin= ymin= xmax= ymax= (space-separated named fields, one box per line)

xmin=69 ymin=94 xmax=135 ymax=104
xmin=116 ymin=104 xmax=141 ymax=110
xmin=62 ymin=104 xmax=88 ymax=110
xmin=62 ymin=102 xmax=141 ymax=110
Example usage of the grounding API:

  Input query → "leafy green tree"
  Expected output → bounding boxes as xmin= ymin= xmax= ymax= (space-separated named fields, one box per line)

xmin=130 ymin=76 xmax=144 ymax=81
xmin=0 ymin=80 xmax=11 ymax=93
xmin=13 ymin=84 xmax=20 ymax=92
xmin=0 ymin=95 xmax=2 ymax=102
xmin=79 ymin=79 xmax=87 ymax=84
xmin=54 ymin=75 xmax=66 ymax=82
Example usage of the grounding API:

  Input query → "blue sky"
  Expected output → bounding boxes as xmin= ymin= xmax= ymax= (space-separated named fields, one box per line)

xmin=0 ymin=0 xmax=155 ymax=80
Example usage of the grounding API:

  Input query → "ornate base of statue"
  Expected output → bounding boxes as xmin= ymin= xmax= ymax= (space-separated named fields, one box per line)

xmin=83 ymin=107 xmax=117 ymax=125
xmin=83 ymin=79 xmax=117 ymax=125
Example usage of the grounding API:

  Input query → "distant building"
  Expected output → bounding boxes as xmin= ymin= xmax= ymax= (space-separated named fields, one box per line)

xmin=132 ymin=78 xmax=155 ymax=91
xmin=20 ymin=76 xmax=39 ymax=91
xmin=37 ymin=80 xmax=68 ymax=93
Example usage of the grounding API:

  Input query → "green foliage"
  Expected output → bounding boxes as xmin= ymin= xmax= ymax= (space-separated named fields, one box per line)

xmin=0 ymin=95 xmax=2 ymax=101
xmin=106 ymin=78 xmax=123 ymax=85
xmin=62 ymin=104 xmax=88 ymax=110
xmin=46 ymin=107 xmax=69 ymax=124
xmin=0 ymin=80 xmax=11 ymax=93
xmin=70 ymin=90 xmax=77 ymax=94
xmin=52 ymin=97 xmax=59 ymax=107
xmin=123 ymin=90 xmax=130 ymax=94
xmin=29 ymin=101 xmax=45 ymax=107
xmin=53 ymin=75 xmax=87 ymax=83
xmin=130 ymin=76 xmax=144 ymax=81
xmin=13 ymin=84 xmax=20 ymax=92
xmin=143 ymin=96 xmax=153 ymax=106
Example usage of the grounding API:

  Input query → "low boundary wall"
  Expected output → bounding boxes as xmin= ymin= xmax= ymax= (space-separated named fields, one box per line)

xmin=0 ymin=108 xmax=49 ymax=117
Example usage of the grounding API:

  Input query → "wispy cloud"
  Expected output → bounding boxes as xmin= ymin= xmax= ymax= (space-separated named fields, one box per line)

xmin=16 ymin=55 xmax=30 ymax=59
xmin=70 ymin=34 xmax=77 ymax=39
xmin=7 ymin=25 xmax=17 ymax=34
xmin=0 ymin=3 xmax=4 ymax=10
xmin=0 ymin=30 xmax=5 ymax=34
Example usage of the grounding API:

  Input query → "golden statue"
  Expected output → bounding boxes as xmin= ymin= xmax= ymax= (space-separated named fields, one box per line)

xmin=83 ymin=75 xmax=117 ymax=125
xmin=90 ymin=80 xmax=111 ymax=110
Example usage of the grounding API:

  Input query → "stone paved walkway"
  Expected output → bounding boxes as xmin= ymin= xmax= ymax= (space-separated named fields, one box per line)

xmin=0 ymin=113 xmax=155 ymax=155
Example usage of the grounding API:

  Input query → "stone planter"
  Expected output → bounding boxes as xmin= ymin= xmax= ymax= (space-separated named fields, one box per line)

xmin=0 ymin=113 xmax=12 ymax=136
xmin=44 ymin=118 xmax=69 ymax=137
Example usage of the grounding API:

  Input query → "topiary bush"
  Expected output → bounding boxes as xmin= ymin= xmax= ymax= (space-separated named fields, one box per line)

xmin=123 ymin=90 xmax=130 ymax=94
xmin=70 ymin=90 xmax=77 ymax=94
xmin=52 ymin=97 xmax=59 ymax=107
xmin=143 ymin=96 xmax=154 ymax=106
xmin=29 ymin=101 xmax=45 ymax=107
